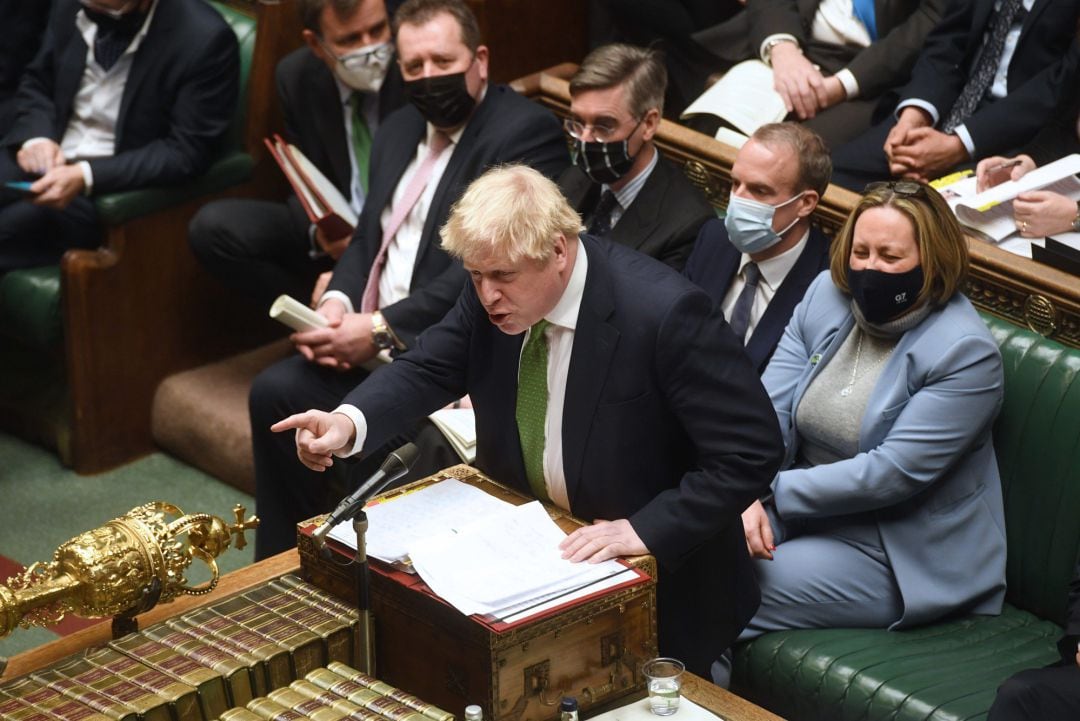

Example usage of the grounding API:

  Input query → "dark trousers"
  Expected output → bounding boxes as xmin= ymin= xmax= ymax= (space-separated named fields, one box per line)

xmin=829 ymin=115 xmax=898 ymax=191
xmin=188 ymin=197 xmax=333 ymax=311
xmin=987 ymin=663 xmax=1080 ymax=721
xmin=0 ymin=152 xmax=100 ymax=271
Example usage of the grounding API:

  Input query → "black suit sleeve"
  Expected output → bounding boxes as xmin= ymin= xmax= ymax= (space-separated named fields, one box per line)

xmin=745 ymin=0 xmax=809 ymax=51
xmin=627 ymin=288 xmax=783 ymax=568
xmin=5 ymin=9 xmax=64 ymax=147
xmin=1061 ymin=560 xmax=1080 ymax=663
xmin=845 ymin=0 xmax=946 ymax=99
xmin=86 ymin=19 xmax=240 ymax=192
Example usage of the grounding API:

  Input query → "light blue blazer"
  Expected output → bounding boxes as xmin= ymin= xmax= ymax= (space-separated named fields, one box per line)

xmin=762 ymin=272 xmax=1007 ymax=628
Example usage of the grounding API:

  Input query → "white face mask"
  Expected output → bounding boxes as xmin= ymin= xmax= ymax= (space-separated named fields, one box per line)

xmin=325 ymin=40 xmax=392 ymax=93
xmin=723 ymin=191 xmax=805 ymax=255
xmin=80 ymin=0 xmax=137 ymax=19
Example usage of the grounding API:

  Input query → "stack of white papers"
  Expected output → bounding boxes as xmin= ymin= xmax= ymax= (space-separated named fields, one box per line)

xmin=426 ymin=408 xmax=476 ymax=462
xmin=327 ymin=480 xmax=631 ymax=620
xmin=327 ymin=478 xmax=511 ymax=564
xmin=409 ymin=501 xmax=628 ymax=618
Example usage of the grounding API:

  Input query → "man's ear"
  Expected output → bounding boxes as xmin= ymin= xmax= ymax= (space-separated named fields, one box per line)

xmin=797 ymin=189 xmax=820 ymax=218
xmin=640 ymin=107 xmax=661 ymax=142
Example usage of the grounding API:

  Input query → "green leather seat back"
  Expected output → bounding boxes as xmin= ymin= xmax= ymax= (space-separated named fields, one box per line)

xmin=0 ymin=266 xmax=63 ymax=350
xmin=209 ymin=1 xmax=257 ymax=152
xmin=732 ymin=312 xmax=1080 ymax=721
xmin=982 ymin=314 xmax=1080 ymax=627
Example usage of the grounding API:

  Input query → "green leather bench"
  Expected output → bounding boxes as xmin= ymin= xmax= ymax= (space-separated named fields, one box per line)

xmin=0 ymin=2 xmax=260 ymax=472
xmin=732 ymin=313 xmax=1080 ymax=721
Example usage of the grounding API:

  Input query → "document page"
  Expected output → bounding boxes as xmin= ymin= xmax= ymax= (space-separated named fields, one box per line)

xmin=327 ymin=478 xmax=512 ymax=563
xmin=408 ymin=501 xmax=626 ymax=617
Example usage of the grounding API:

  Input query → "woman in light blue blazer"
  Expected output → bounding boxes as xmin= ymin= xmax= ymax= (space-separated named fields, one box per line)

xmin=737 ymin=181 xmax=1007 ymax=648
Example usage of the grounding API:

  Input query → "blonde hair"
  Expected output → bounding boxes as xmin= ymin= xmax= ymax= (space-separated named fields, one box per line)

xmin=440 ymin=165 xmax=584 ymax=263
xmin=829 ymin=182 xmax=968 ymax=306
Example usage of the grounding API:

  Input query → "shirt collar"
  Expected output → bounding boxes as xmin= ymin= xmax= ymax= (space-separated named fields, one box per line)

xmin=76 ymin=1 xmax=159 ymax=61
xmin=739 ymin=228 xmax=810 ymax=291
xmin=602 ymin=144 xmax=658 ymax=211
xmin=544 ymin=238 xmax=589 ymax=331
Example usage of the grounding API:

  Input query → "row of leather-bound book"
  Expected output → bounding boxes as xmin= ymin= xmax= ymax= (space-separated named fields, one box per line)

xmin=0 ymin=574 xmax=453 ymax=721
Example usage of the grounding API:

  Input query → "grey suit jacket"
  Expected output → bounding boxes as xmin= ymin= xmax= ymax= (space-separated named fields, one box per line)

xmin=762 ymin=272 xmax=1007 ymax=628
xmin=694 ymin=0 xmax=945 ymax=100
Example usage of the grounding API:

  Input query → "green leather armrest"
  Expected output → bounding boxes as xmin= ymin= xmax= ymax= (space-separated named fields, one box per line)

xmin=94 ymin=150 xmax=255 ymax=225
xmin=0 ymin=266 xmax=62 ymax=350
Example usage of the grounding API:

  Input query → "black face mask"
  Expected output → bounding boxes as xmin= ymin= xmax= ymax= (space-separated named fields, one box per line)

xmin=403 ymin=71 xmax=476 ymax=129
xmin=572 ymin=137 xmax=635 ymax=185
xmin=847 ymin=265 xmax=924 ymax=323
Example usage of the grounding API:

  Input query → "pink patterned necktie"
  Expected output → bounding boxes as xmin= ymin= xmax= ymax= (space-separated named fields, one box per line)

xmin=361 ymin=130 xmax=451 ymax=313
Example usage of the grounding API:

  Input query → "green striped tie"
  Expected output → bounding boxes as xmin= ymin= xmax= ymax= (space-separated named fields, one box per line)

xmin=516 ymin=319 xmax=551 ymax=502
xmin=349 ymin=93 xmax=373 ymax=194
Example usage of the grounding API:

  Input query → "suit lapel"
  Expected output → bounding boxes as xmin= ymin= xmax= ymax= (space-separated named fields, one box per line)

xmin=745 ymin=230 xmax=824 ymax=370
xmin=56 ymin=32 xmax=88 ymax=134
xmin=311 ymin=64 xmax=352 ymax=194
xmin=367 ymin=110 xmax=426 ymax=265
xmin=115 ymin=3 xmax=166 ymax=147
xmin=562 ymin=238 xmax=619 ymax=509
xmin=609 ymin=159 xmax=664 ymax=250
xmin=1016 ymin=0 xmax=1049 ymax=47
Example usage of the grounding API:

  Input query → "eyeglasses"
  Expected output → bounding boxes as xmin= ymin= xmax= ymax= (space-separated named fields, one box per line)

xmin=563 ymin=117 xmax=637 ymax=144
xmin=863 ymin=180 xmax=926 ymax=197
xmin=317 ymin=36 xmax=393 ymax=66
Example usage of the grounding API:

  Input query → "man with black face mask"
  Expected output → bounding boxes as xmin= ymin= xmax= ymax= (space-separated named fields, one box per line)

xmin=559 ymin=44 xmax=713 ymax=271
xmin=249 ymin=0 xmax=569 ymax=560
xmin=189 ymin=0 xmax=407 ymax=310
xmin=0 ymin=0 xmax=238 ymax=271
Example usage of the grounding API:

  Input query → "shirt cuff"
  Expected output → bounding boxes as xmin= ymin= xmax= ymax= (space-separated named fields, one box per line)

xmin=78 ymin=161 xmax=93 ymax=195
xmin=759 ymin=33 xmax=799 ymax=64
xmin=896 ymin=99 xmax=940 ymax=126
xmin=835 ymin=68 xmax=859 ymax=100
xmin=331 ymin=404 xmax=368 ymax=458
xmin=318 ymin=289 xmax=354 ymax=314
xmin=951 ymin=124 xmax=976 ymax=158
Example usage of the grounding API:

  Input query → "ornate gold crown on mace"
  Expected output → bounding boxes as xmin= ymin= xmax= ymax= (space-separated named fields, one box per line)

xmin=0 ymin=502 xmax=258 ymax=638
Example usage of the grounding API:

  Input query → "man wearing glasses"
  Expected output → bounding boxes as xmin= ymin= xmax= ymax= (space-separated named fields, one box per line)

xmin=189 ymin=0 xmax=406 ymax=309
xmin=559 ymin=44 xmax=713 ymax=271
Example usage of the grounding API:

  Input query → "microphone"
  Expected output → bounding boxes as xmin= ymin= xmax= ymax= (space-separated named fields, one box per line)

xmin=312 ymin=442 xmax=420 ymax=548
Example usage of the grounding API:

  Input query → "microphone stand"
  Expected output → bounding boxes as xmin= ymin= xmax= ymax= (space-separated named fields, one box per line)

xmin=353 ymin=509 xmax=375 ymax=675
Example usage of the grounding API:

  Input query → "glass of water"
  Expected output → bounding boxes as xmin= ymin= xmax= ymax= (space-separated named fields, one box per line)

xmin=642 ymin=657 xmax=685 ymax=716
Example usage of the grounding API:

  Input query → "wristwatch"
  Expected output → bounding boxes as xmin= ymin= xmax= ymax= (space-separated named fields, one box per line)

xmin=370 ymin=310 xmax=401 ymax=351
xmin=1071 ymin=201 xmax=1080 ymax=232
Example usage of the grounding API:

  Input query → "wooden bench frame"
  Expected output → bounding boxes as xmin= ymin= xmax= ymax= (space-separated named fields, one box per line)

xmin=514 ymin=66 xmax=1080 ymax=349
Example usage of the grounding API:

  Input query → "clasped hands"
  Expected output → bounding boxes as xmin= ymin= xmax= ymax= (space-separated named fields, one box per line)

xmin=769 ymin=42 xmax=846 ymax=120
xmin=15 ymin=139 xmax=85 ymax=209
xmin=291 ymin=298 xmax=379 ymax=371
xmin=883 ymin=107 xmax=968 ymax=182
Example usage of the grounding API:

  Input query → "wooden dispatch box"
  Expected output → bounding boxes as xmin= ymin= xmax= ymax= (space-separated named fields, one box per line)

xmin=297 ymin=465 xmax=658 ymax=721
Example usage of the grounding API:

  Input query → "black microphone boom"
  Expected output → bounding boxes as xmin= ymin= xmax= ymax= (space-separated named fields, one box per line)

xmin=312 ymin=442 xmax=420 ymax=547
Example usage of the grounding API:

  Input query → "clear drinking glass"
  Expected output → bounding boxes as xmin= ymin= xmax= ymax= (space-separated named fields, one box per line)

xmin=642 ymin=657 xmax=685 ymax=716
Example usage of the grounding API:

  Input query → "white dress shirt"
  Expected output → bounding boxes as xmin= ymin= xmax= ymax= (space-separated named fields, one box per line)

xmin=320 ymin=87 xmax=486 ymax=315
xmin=23 ymin=2 xmax=158 ymax=194
xmin=335 ymin=240 xmax=591 ymax=515
xmin=721 ymin=230 xmax=809 ymax=343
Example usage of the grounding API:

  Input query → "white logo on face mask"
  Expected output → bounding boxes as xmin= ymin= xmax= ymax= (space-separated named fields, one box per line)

xmin=323 ymin=40 xmax=392 ymax=93
xmin=895 ymin=292 xmax=907 ymax=302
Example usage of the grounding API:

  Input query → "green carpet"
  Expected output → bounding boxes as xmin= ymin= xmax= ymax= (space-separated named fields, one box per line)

xmin=0 ymin=432 xmax=255 ymax=661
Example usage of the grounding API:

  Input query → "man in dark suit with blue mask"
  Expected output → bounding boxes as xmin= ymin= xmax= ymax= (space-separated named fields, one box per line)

xmin=683 ymin=122 xmax=831 ymax=374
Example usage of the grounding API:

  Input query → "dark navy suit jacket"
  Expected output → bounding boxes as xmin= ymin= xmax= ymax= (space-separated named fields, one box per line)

xmin=683 ymin=218 xmax=830 ymax=374
xmin=327 ymin=84 xmax=569 ymax=347
xmin=343 ymin=235 xmax=784 ymax=674
xmin=4 ymin=0 xmax=239 ymax=193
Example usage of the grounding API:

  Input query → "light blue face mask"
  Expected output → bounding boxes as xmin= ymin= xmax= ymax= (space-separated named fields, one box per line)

xmin=724 ymin=191 xmax=805 ymax=255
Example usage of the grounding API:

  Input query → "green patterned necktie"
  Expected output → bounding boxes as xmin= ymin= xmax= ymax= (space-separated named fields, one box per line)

xmin=349 ymin=93 xmax=373 ymax=193
xmin=516 ymin=319 xmax=552 ymax=502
